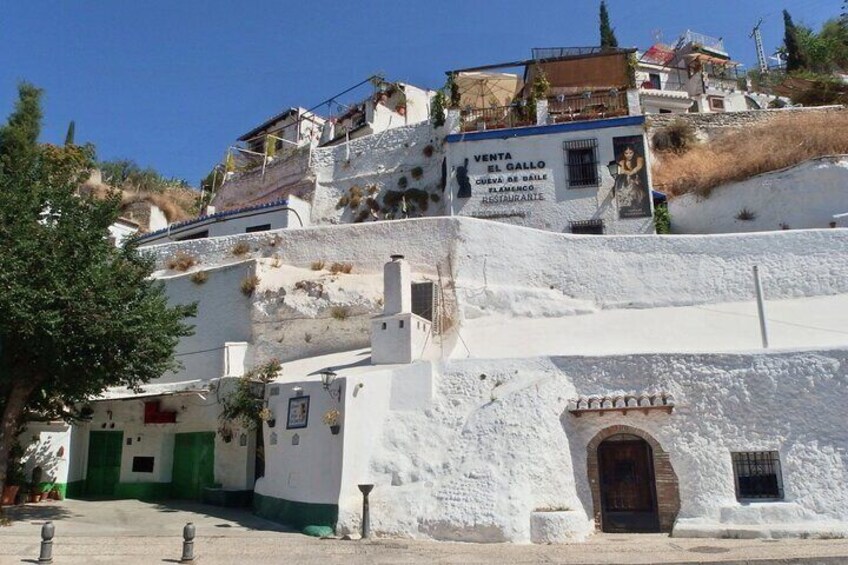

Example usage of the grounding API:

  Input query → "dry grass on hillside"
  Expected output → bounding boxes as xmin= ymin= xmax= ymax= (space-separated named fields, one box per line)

xmin=81 ymin=175 xmax=196 ymax=225
xmin=653 ymin=112 xmax=848 ymax=199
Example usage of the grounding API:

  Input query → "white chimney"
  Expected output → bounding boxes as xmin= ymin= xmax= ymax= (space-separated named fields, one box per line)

xmin=383 ymin=254 xmax=411 ymax=315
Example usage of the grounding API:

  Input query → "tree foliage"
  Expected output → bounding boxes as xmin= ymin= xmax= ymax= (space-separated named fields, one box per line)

xmin=599 ymin=1 xmax=619 ymax=49
xmin=0 ymin=83 xmax=196 ymax=490
xmin=219 ymin=360 xmax=281 ymax=434
xmin=99 ymin=158 xmax=190 ymax=193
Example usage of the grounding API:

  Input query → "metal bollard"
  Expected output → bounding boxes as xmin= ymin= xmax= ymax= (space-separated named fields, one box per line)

xmin=180 ymin=522 xmax=195 ymax=563
xmin=358 ymin=484 xmax=374 ymax=540
xmin=38 ymin=521 xmax=54 ymax=563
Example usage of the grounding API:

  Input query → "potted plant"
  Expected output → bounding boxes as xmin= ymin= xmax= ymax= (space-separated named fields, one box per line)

xmin=395 ymin=103 xmax=407 ymax=116
xmin=217 ymin=424 xmax=234 ymax=443
xmin=322 ymin=409 xmax=342 ymax=435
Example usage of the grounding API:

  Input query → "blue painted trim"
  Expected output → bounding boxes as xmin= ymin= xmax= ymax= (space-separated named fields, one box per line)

xmin=135 ymin=198 xmax=291 ymax=242
xmin=445 ymin=115 xmax=645 ymax=143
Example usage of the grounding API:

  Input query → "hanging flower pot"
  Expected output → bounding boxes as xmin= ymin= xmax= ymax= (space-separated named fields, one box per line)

xmin=395 ymin=104 xmax=407 ymax=116
xmin=330 ymin=424 xmax=341 ymax=435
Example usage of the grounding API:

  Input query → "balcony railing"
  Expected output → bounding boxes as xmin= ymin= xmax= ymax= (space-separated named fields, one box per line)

xmin=547 ymin=91 xmax=629 ymax=123
xmin=460 ymin=105 xmax=535 ymax=132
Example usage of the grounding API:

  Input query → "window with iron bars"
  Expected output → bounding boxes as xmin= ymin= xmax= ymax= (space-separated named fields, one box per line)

xmin=731 ymin=451 xmax=784 ymax=500
xmin=564 ymin=139 xmax=599 ymax=188
xmin=570 ymin=219 xmax=605 ymax=235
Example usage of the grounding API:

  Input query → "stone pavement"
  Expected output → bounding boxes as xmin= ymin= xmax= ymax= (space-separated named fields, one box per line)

xmin=1 ymin=499 xmax=847 ymax=564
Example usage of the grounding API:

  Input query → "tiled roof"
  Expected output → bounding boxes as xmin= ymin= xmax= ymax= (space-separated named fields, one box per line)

xmin=134 ymin=198 xmax=290 ymax=243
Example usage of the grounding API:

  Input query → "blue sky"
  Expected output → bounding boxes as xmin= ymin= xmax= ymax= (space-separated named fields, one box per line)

xmin=1 ymin=0 xmax=840 ymax=185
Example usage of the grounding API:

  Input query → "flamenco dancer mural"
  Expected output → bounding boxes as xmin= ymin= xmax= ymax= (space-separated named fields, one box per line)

xmin=612 ymin=136 xmax=652 ymax=219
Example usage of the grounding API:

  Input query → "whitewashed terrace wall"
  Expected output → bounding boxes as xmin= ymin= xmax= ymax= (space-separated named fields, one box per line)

xmin=148 ymin=218 xmax=848 ymax=322
xmin=669 ymin=156 xmax=848 ymax=233
xmin=347 ymin=348 xmax=848 ymax=542
xmin=310 ymin=122 xmax=446 ymax=224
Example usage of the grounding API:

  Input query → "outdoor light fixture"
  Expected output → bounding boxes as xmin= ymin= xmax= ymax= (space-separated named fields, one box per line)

xmin=607 ymin=162 xmax=620 ymax=195
xmin=320 ymin=369 xmax=342 ymax=403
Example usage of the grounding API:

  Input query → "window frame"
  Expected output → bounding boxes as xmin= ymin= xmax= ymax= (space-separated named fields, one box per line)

xmin=731 ymin=451 xmax=785 ymax=501
xmin=563 ymin=139 xmax=600 ymax=188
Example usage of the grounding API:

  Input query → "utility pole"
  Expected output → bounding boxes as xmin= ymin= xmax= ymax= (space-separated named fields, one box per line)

xmin=750 ymin=19 xmax=768 ymax=74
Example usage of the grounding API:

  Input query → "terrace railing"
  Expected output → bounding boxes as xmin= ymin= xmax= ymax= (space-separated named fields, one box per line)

xmin=459 ymin=105 xmax=535 ymax=132
xmin=547 ymin=90 xmax=629 ymax=123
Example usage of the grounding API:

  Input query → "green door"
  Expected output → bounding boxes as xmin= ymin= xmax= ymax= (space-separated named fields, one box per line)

xmin=171 ymin=432 xmax=215 ymax=500
xmin=85 ymin=431 xmax=123 ymax=497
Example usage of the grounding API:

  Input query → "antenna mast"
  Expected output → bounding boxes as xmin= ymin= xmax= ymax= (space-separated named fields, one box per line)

xmin=750 ymin=19 xmax=768 ymax=74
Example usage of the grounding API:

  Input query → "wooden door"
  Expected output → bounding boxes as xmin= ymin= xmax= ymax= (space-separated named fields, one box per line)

xmin=598 ymin=439 xmax=660 ymax=533
xmin=85 ymin=431 xmax=123 ymax=497
xmin=171 ymin=432 xmax=215 ymax=500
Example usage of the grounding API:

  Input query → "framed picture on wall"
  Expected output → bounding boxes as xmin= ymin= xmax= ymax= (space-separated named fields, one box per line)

xmin=612 ymin=135 xmax=652 ymax=219
xmin=286 ymin=396 xmax=310 ymax=429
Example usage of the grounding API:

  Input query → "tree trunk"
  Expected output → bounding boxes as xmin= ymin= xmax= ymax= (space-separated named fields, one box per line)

xmin=0 ymin=381 xmax=37 ymax=496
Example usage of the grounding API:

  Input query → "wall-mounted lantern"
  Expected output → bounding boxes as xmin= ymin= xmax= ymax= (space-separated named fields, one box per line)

xmin=607 ymin=160 xmax=620 ymax=179
xmin=320 ymin=369 xmax=342 ymax=403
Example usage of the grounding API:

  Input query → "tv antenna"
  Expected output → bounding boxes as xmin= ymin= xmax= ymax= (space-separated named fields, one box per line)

xmin=750 ymin=19 xmax=768 ymax=74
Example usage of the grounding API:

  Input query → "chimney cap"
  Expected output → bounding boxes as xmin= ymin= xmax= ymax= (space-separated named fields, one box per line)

xmin=390 ymin=254 xmax=405 ymax=261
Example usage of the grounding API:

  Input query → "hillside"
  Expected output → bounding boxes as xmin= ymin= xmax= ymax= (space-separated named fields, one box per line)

xmin=652 ymin=110 xmax=848 ymax=199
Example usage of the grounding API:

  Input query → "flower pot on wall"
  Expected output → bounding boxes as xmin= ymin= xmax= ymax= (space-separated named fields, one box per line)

xmin=330 ymin=424 xmax=341 ymax=435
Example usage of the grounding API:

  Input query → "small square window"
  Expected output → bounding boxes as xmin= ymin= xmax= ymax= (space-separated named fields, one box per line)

xmin=381 ymin=322 xmax=387 ymax=330
xmin=399 ymin=320 xmax=404 ymax=329
xmin=731 ymin=451 xmax=784 ymax=500
xmin=132 ymin=456 xmax=155 ymax=473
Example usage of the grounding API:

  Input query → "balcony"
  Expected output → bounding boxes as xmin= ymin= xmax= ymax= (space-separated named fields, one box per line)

xmin=459 ymin=105 xmax=535 ymax=132
xmin=547 ymin=90 xmax=629 ymax=123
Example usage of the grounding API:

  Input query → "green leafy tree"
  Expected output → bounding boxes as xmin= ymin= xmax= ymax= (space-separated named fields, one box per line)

xmin=599 ymin=1 xmax=619 ymax=49
xmin=783 ymin=10 xmax=808 ymax=72
xmin=0 ymin=85 xmax=195 ymax=495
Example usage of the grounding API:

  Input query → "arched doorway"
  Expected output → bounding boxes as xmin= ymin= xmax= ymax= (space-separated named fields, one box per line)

xmin=586 ymin=425 xmax=680 ymax=534
xmin=597 ymin=434 xmax=659 ymax=533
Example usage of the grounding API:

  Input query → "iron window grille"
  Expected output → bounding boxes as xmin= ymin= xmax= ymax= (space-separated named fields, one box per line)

xmin=731 ymin=451 xmax=784 ymax=500
xmin=570 ymin=219 xmax=605 ymax=235
xmin=564 ymin=139 xmax=600 ymax=188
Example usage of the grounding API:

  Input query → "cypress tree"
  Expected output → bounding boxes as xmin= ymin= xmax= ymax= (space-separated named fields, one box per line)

xmin=0 ymin=82 xmax=43 ymax=175
xmin=600 ymin=1 xmax=619 ymax=49
xmin=783 ymin=10 xmax=808 ymax=72
xmin=64 ymin=120 xmax=75 ymax=146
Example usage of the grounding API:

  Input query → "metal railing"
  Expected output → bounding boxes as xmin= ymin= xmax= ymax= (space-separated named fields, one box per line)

xmin=547 ymin=91 xmax=629 ymax=122
xmin=460 ymin=105 xmax=535 ymax=132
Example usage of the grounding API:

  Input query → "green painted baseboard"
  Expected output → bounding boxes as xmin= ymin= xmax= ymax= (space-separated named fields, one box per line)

xmin=65 ymin=481 xmax=85 ymax=499
xmin=114 ymin=482 xmax=172 ymax=501
xmin=253 ymin=493 xmax=338 ymax=531
xmin=36 ymin=482 xmax=67 ymax=498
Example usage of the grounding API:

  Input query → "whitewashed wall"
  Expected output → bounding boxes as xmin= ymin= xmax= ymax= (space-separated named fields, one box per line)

xmin=20 ymin=423 xmax=73 ymax=488
xmin=330 ymin=348 xmax=848 ymax=542
xmin=73 ymin=385 xmax=254 ymax=491
xmin=669 ymin=156 xmax=848 ymax=234
xmin=158 ymin=261 xmax=255 ymax=383
xmin=446 ymin=122 xmax=655 ymax=234
xmin=310 ymin=121 xmax=446 ymax=225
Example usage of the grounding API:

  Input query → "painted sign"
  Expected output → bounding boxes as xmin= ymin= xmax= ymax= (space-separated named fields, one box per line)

xmin=612 ymin=136 xmax=651 ymax=218
xmin=459 ymin=152 xmax=552 ymax=206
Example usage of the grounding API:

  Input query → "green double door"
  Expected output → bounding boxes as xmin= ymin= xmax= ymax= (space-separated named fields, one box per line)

xmin=171 ymin=432 xmax=215 ymax=500
xmin=85 ymin=431 xmax=124 ymax=497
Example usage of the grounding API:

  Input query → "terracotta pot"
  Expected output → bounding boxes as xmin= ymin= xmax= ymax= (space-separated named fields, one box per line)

xmin=1 ymin=485 xmax=19 ymax=506
xmin=28 ymin=492 xmax=41 ymax=503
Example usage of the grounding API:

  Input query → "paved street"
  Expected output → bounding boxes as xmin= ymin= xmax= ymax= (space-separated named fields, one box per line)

xmin=1 ymin=499 xmax=847 ymax=564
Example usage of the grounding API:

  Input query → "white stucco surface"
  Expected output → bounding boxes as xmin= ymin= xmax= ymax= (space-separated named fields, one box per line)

xmin=669 ymin=156 xmax=848 ymax=233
